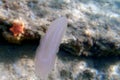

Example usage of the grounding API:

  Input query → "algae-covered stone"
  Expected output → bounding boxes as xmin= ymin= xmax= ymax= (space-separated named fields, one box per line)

xmin=0 ymin=0 xmax=120 ymax=80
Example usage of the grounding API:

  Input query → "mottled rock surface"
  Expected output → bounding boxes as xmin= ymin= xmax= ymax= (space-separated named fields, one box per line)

xmin=0 ymin=0 xmax=120 ymax=80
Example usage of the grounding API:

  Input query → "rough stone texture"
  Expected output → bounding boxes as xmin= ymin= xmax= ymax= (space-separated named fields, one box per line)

xmin=0 ymin=0 xmax=120 ymax=80
xmin=0 ymin=0 xmax=120 ymax=56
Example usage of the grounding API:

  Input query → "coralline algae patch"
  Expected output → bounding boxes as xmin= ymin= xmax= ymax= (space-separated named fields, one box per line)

xmin=0 ymin=18 xmax=40 ymax=44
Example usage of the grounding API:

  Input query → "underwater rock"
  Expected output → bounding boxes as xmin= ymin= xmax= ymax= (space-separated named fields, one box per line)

xmin=0 ymin=0 xmax=120 ymax=80
xmin=0 ymin=0 xmax=120 ymax=56
xmin=61 ymin=37 xmax=120 ymax=56
xmin=0 ymin=17 xmax=41 ymax=44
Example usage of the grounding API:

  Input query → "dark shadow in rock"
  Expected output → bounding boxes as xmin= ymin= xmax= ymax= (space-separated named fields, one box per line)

xmin=57 ymin=50 xmax=81 ymax=61
xmin=0 ymin=42 xmax=39 ymax=64
xmin=92 ymin=56 xmax=120 ymax=70
xmin=57 ymin=50 xmax=120 ymax=72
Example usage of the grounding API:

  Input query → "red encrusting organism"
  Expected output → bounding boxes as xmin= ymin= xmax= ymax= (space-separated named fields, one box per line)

xmin=10 ymin=19 xmax=25 ymax=37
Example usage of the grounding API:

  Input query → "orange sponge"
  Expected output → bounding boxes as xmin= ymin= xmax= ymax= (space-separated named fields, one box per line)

xmin=10 ymin=19 xmax=25 ymax=37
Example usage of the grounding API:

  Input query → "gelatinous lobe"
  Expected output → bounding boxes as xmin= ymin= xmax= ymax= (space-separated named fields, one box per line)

xmin=35 ymin=17 xmax=67 ymax=80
